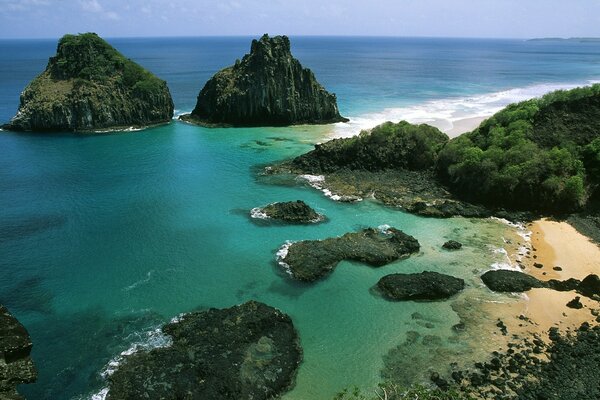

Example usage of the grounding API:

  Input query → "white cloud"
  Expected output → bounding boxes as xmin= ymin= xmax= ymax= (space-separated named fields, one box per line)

xmin=79 ymin=0 xmax=120 ymax=20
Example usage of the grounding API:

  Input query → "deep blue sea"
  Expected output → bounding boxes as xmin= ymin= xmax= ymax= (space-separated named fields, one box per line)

xmin=1 ymin=37 xmax=599 ymax=400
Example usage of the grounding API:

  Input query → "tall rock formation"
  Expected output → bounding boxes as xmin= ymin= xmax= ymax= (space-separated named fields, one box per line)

xmin=0 ymin=305 xmax=37 ymax=399
xmin=3 ymin=33 xmax=174 ymax=132
xmin=181 ymin=34 xmax=348 ymax=127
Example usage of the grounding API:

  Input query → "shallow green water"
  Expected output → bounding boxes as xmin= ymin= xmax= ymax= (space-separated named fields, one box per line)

xmin=1 ymin=122 xmax=514 ymax=399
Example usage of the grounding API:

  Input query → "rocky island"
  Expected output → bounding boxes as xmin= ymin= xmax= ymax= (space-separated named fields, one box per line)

xmin=3 ymin=33 xmax=174 ymax=132
xmin=180 ymin=34 xmax=348 ymax=127
xmin=250 ymin=200 xmax=324 ymax=224
xmin=0 ymin=305 xmax=37 ymax=399
xmin=106 ymin=301 xmax=302 ymax=400
xmin=278 ymin=227 xmax=420 ymax=282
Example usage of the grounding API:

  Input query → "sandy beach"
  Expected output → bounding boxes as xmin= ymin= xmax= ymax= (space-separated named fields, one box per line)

xmin=444 ymin=116 xmax=488 ymax=137
xmin=488 ymin=219 xmax=600 ymax=342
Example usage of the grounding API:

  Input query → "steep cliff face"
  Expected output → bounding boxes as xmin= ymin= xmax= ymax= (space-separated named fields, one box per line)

xmin=4 ymin=33 xmax=174 ymax=132
xmin=182 ymin=34 xmax=348 ymax=127
xmin=0 ymin=305 xmax=37 ymax=399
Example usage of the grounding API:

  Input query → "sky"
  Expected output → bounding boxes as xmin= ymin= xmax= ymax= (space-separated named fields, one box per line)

xmin=0 ymin=0 xmax=599 ymax=39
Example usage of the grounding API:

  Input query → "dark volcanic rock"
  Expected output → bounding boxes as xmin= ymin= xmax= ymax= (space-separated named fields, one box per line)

xmin=107 ymin=301 xmax=301 ymax=400
xmin=376 ymin=271 xmax=465 ymax=301
xmin=251 ymin=200 xmax=323 ymax=224
xmin=576 ymin=274 xmax=600 ymax=298
xmin=566 ymin=296 xmax=584 ymax=309
xmin=0 ymin=305 xmax=37 ymax=399
xmin=279 ymin=227 xmax=420 ymax=282
xmin=4 ymin=33 xmax=173 ymax=132
xmin=181 ymin=34 xmax=347 ymax=127
xmin=481 ymin=270 xmax=544 ymax=292
xmin=442 ymin=240 xmax=463 ymax=250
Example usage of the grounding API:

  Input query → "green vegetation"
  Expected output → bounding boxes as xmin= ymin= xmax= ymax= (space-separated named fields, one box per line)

xmin=437 ymin=84 xmax=600 ymax=212
xmin=292 ymin=121 xmax=449 ymax=173
xmin=50 ymin=33 xmax=163 ymax=93
xmin=334 ymin=383 xmax=470 ymax=400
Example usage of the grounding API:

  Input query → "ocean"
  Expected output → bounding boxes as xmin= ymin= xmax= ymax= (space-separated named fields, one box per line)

xmin=0 ymin=36 xmax=599 ymax=399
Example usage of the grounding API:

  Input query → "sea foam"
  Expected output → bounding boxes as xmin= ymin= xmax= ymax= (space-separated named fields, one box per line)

xmin=331 ymin=80 xmax=600 ymax=139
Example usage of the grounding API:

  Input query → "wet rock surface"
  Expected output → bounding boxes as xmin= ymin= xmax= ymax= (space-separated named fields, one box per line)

xmin=107 ymin=301 xmax=302 ymax=400
xmin=279 ymin=227 xmax=420 ymax=282
xmin=251 ymin=200 xmax=323 ymax=224
xmin=181 ymin=34 xmax=347 ymax=127
xmin=442 ymin=240 xmax=463 ymax=250
xmin=376 ymin=271 xmax=465 ymax=301
xmin=0 ymin=305 xmax=37 ymax=399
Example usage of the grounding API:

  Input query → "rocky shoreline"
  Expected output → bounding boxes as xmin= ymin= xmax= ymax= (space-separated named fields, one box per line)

xmin=106 ymin=301 xmax=302 ymax=400
xmin=0 ymin=305 xmax=37 ymax=399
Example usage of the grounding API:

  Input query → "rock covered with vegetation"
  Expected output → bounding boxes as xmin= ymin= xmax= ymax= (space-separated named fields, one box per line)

xmin=4 ymin=33 xmax=174 ymax=132
xmin=251 ymin=200 xmax=324 ymax=224
xmin=437 ymin=84 xmax=600 ymax=213
xmin=278 ymin=227 xmax=420 ymax=282
xmin=0 ymin=305 xmax=37 ymax=399
xmin=377 ymin=271 xmax=465 ymax=301
xmin=181 ymin=34 xmax=347 ymax=127
xmin=107 ymin=301 xmax=301 ymax=400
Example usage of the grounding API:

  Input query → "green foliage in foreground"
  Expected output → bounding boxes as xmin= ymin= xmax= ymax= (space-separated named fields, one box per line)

xmin=49 ymin=33 xmax=164 ymax=96
xmin=437 ymin=84 xmax=600 ymax=212
xmin=334 ymin=383 xmax=470 ymax=400
xmin=292 ymin=121 xmax=449 ymax=173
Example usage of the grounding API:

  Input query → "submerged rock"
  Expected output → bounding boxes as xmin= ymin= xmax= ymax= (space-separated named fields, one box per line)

xmin=181 ymin=34 xmax=347 ymax=127
xmin=0 ymin=305 xmax=37 ymax=399
xmin=251 ymin=200 xmax=324 ymax=224
xmin=279 ymin=227 xmax=420 ymax=282
xmin=4 ymin=33 xmax=174 ymax=132
xmin=107 ymin=301 xmax=302 ymax=400
xmin=442 ymin=240 xmax=463 ymax=250
xmin=481 ymin=270 xmax=544 ymax=292
xmin=377 ymin=271 xmax=465 ymax=301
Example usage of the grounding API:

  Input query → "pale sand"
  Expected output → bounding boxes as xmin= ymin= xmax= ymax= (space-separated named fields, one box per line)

xmin=444 ymin=116 xmax=488 ymax=138
xmin=485 ymin=219 xmax=600 ymax=342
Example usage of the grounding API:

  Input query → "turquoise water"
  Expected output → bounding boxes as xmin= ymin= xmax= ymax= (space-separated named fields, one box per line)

xmin=1 ymin=37 xmax=599 ymax=399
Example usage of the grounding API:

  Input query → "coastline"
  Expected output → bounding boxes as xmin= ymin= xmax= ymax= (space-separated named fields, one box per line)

xmin=487 ymin=219 xmax=600 ymax=342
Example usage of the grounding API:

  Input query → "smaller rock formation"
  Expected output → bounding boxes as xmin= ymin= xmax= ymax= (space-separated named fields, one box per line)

xmin=250 ymin=200 xmax=324 ymax=224
xmin=0 ymin=305 xmax=37 ymax=399
xmin=278 ymin=227 xmax=420 ymax=282
xmin=107 ymin=301 xmax=301 ymax=400
xmin=181 ymin=34 xmax=347 ymax=127
xmin=481 ymin=271 xmax=600 ymax=300
xmin=376 ymin=271 xmax=465 ymax=301
xmin=4 ymin=33 xmax=174 ymax=132
xmin=566 ymin=296 xmax=584 ymax=309
xmin=481 ymin=270 xmax=544 ymax=292
xmin=442 ymin=240 xmax=462 ymax=250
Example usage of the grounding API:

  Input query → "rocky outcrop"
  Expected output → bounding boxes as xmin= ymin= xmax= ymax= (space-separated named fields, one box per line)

xmin=107 ymin=301 xmax=302 ymax=400
xmin=278 ymin=227 xmax=420 ymax=282
xmin=181 ymin=34 xmax=347 ymax=127
xmin=3 ymin=33 xmax=174 ymax=132
xmin=481 ymin=270 xmax=600 ymax=300
xmin=480 ymin=270 xmax=545 ymax=292
xmin=442 ymin=240 xmax=462 ymax=250
xmin=251 ymin=200 xmax=324 ymax=224
xmin=0 ymin=305 xmax=37 ymax=399
xmin=376 ymin=272 xmax=465 ymax=301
